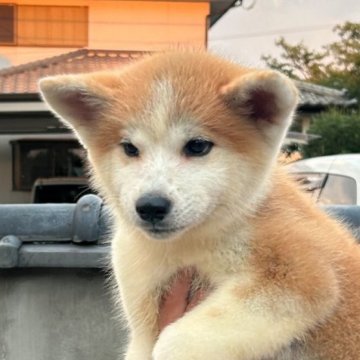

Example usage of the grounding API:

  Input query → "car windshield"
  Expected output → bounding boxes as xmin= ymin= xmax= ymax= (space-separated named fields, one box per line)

xmin=293 ymin=172 xmax=327 ymax=201
xmin=293 ymin=172 xmax=357 ymax=205
xmin=318 ymin=174 xmax=357 ymax=205
xmin=33 ymin=184 xmax=92 ymax=203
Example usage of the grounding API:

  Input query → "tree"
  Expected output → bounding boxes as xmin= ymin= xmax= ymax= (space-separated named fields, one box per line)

xmin=262 ymin=22 xmax=360 ymax=101
xmin=263 ymin=22 xmax=360 ymax=158
xmin=304 ymin=110 xmax=360 ymax=158
xmin=324 ymin=22 xmax=360 ymax=101
xmin=262 ymin=37 xmax=327 ymax=81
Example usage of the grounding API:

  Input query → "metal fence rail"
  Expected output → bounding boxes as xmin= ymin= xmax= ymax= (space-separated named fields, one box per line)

xmin=0 ymin=194 xmax=360 ymax=269
xmin=0 ymin=195 xmax=111 ymax=268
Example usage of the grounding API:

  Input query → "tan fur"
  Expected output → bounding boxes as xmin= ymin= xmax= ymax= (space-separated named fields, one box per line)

xmin=39 ymin=51 xmax=360 ymax=360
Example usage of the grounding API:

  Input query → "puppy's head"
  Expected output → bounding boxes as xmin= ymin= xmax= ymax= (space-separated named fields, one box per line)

xmin=39 ymin=52 xmax=298 ymax=240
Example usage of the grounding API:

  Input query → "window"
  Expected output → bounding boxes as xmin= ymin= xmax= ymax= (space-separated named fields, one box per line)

xmin=12 ymin=140 xmax=86 ymax=191
xmin=33 ymin=183 xmax=93 ymax=203
xmin=318 ymin=174 xmax=357 ymax=205
xmin=0 ymin=4 xmax=15 ymax=44
xmin=293 ymin=172 xmax=357 ymax=205
xmin=0 ymin=4 xmax=88 ymax=47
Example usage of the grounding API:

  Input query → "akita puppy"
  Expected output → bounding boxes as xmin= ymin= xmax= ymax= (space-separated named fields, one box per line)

xmin=40 ymin=52 xmax=360 ymax=360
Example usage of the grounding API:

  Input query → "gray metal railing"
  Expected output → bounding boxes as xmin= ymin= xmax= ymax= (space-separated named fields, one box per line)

xmin=0 ymin=195 xmax=360 ymax=269
xmin=0 ymin=195 xmax=112 ymax=268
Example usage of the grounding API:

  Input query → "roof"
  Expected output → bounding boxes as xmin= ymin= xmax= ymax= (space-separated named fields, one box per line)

xmin=285 ymin=131 xmax=320 ymax=145
xmin=0 ymin=49 xmax=145 ymax=94
xmin=208 ymin=0 xmax=237 ymax=25
xmin=0 ymin=48 xmax=357 ymax=110
xmin=296 ymin=81 xmax=358 ymax=110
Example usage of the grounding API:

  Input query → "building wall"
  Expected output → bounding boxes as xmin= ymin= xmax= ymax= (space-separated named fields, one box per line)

xmin=0 ymin=0 xmax=209 ymax=67
xmin=0 ymin=134 xmax=75 ymax=204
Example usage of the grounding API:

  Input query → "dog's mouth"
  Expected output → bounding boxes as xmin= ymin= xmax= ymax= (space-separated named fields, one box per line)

xmin=143 ymin=225 xmax=185 ymax=239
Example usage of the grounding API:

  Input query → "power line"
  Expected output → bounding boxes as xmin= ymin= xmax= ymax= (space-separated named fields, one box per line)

xmin=0 ymin=23 xmax=338 ymax=47
xmin=210 ymin=24 xmax=337 ymax=41
xmin=0 ymin=23 xmax=334 ymax=56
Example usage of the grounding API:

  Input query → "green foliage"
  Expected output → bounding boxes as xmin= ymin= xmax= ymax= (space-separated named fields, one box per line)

xmin=282 ymin=142 xmax=301 ymax=157
xmin=262 ymin=37 xmax=327 ymax=81
xmin=262 ymin=21 xmax=360 ymax=102
xmin=263 ymin=22 xmax=360 ymax=157
xmin=324 ymin=22 xmax=360 ymax=101
xmin=303 ymin=109 xmax=360 ymax=158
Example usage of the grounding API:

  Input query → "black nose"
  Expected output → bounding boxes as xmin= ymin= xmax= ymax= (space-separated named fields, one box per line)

xmin=136 ymin=195 xmax=172 ymax=224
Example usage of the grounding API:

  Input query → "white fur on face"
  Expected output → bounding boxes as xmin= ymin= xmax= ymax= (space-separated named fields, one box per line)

xmin=100 ymin=121 xmax=271 ymax=242
xmin=94 ymin=81 xmax=248 ymax=240
xmin=91 ymin=78 xmax=290 ymax=241
xmin=106 ymin=121 xmax=233 ymax=240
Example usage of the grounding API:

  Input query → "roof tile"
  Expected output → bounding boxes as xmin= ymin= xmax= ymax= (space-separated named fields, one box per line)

xmin=0 ymin=49 xmax=145 ymax=94
xmin=0 ymin=49 xmax=357 ymax=109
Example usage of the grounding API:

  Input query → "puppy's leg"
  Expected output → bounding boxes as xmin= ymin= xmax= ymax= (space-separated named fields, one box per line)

xmin=112 ymin=234 xmax=162 ymax=360
xmin=152 ymin=275 xmax=338 ymax=360
xmin=125 ymin=334 xmax=154 ymax=360
xmin=122 ymin=298 xmax=159 ymax=360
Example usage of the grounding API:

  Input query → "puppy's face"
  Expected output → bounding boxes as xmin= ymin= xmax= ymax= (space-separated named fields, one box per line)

xmin=39 ymin=52 xmax=298 ymax=240
xmin=102 ymin=107 xmax=244 ymax=239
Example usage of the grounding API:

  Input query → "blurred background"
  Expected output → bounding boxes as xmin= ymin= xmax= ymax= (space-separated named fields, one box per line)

xmin=0 ymin=0 xmax=359 ymax=205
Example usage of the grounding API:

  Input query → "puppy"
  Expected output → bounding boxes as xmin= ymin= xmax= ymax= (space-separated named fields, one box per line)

xmin=40 ymin=52 xmax=360 ymax=360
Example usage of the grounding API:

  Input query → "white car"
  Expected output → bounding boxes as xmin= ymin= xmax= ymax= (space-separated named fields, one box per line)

xmin=287 ymin=154 xmax=360 ymax=205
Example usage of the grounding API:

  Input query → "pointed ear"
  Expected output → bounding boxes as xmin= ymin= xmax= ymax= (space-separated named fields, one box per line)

xmin=220 ymin=70 xmax=298 ymax=128
xmin=39 ymin=74 xmax=110 ymax=131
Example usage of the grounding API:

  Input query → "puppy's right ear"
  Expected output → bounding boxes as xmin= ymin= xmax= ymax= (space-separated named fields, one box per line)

xmin=39 ymin=74 xmax=111 ymax=141
xmin=220 ymin=70 xmax=298 ymax=129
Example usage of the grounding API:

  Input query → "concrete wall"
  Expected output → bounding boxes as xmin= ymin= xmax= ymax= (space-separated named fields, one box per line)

xmin=0 ymin=268 xmax=127 ymax=360
xmin=0 ymin=134 xmax=75 ymax=204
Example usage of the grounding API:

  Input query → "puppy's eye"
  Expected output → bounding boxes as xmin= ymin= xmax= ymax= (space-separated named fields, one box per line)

xmin=121 ymin=142 xmax=140 ymax=157
xmin=183 ymin=139 xmax=214 ymax=157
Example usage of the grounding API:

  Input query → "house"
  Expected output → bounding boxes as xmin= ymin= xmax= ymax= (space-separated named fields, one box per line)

xmin=1 ymin=48 xmax=356 ymax=203
xmin=0 ymin=0 xmax=235 ymax=203
xmin=0 ymin=0 xmax=234 ymax=67
xmin=285 ymin=81 xmax=358 ymax=146
xmin=0 ymin=0 xmax=356 ymax=203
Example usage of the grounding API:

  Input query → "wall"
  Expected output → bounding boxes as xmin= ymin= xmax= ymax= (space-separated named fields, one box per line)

xmin=0 ymin=133 xmax=75 ymax=204
xmin=0 ymin=268 xmax=126 ymax=360
xmin=0 ymin=0 xmax=209 ymax=66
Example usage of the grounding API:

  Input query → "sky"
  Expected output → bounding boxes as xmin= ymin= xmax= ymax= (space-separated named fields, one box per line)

xmin=209 ymin=0 xmax=360 ymax=67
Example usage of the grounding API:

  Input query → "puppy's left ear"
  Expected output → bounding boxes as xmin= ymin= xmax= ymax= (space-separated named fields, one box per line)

xmin=39 ymin=73 xmax=116 ymax=147
xmin=221 ymin=70 xmax=298 ymax=134
xmin=39 ymin=74 xmax=110 ymax=127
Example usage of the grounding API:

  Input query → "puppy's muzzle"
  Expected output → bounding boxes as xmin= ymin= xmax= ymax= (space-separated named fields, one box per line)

xmin=136 ymin=194 xmax=172 ymax=225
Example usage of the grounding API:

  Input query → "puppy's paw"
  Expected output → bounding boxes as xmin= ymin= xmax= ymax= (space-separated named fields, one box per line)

xmin=152 ymin=326 xmax=192 ymax=360
xmin=125 ymin=337 xmax=154 ymax=360
xmin=152 ymin=322 xmax=220 ymax=360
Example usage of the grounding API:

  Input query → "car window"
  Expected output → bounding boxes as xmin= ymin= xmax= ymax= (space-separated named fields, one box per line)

xmin=318 ymin=174 xmax=357 ymax=205
xmin=33 ymin=185 xmax=92 ymax=203
xmin=292 ymin=172 xmax=327 ymax=201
